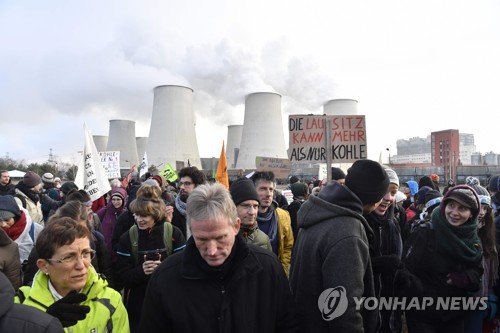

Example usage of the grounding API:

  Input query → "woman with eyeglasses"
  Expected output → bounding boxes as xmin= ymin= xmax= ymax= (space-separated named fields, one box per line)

xmin=15 ymin=217 xmax=129 ymax=331
xmin=22 ymin=200 xmax=114 ymax=289
xmin=115 ymin=184 xmax=185 ymax=332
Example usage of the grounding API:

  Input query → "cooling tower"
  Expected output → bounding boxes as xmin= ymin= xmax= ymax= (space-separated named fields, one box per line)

xmin=106 ymin=119 xmax=140 ymax=170
xmin=226 ymin=125 xmax=243 ymax=169
xmin=92 ymin=135 xmax=108 ymax=152
xmin=136 ymin=137 xmax=149 ymax=161
xmin=324 ymin=99 xmax=358 ymax=115
xmin=236 ymin=92 xmax=287 ymax=170
xmin=146 ymin=85 xmax=201 ymax=169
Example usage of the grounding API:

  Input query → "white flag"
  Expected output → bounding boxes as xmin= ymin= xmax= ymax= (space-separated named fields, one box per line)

xmin=75 ymin=124 xmax=112 ymax=201
xmin=139 ymin=152 xmax=149 ymax=177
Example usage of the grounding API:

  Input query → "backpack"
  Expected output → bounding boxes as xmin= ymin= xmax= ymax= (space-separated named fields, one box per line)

xmin=13 ymin=193 xmax=27 ymax=209
xmin=129 ymin=222 xmax=173 ymax=264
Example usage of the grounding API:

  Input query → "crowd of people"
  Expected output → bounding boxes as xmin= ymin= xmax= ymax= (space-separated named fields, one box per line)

xmin=1 ymin=164 xmax=500 ymax=332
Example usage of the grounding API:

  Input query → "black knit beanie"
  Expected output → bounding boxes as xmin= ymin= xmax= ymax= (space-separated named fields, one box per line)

xmin=345 ymin=159 xmax=389 ymax=205
xmin=229 ymin=178 xmax=260 ymax=206
xmin=331 ymin=167 xmax=346 ymax=181
xmin=291 ymin=182 xmax=307 ymax=197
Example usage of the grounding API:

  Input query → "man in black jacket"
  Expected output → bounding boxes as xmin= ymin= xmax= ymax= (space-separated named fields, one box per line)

xmin=0 ymin=171 xmax=15 ymax=196
xmin=139 ymin=183 xmax=299 ymax=333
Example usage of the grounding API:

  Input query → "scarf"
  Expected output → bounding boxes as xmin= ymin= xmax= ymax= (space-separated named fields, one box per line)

xmin=257 ymin=206 xmax=278 ymax=253
xmin=175 ymin=195 xmax=187 ymax=217
xmin=431 ymin=207 xmax=482 ymax=265
xmin=366 ymin=206 xmax=403 ymax=259
xmin=16 ymin=182 xmax=40 ymax=204
xmin=2 ymin=212 xmax=27 ymax=241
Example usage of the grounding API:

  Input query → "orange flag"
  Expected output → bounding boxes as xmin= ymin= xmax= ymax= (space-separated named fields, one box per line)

xmin=215 ymin=141 xmax=229 ymax=190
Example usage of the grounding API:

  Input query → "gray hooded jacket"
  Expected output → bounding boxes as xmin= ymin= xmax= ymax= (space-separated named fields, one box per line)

xmin=289 ymin=181 xmax=378 ymax=333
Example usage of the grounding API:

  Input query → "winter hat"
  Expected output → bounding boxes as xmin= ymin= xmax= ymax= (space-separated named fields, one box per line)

xmin=289 ymin=175 xmax=299 ymax=184
xmin=0 ymin=195 xmax=22 ymax=219
xmin=23 ymin=171 xmax=42 ymax=188
xmin=418 ymin=176 xmax=435 ymax=190
xmin=385 ymin=168 xmax=399 ymax=186
xmin=54 ymin=177 xmax=61 ymax=182
xmin=431 ymin=174 xmax=439 ymax=182
xmin=229 ymin=178 xmax=260 ymax=206
xmin=487 ymin=175 xmax=500 ymax=192
xmin=395 ymin=191 xmax=406 ymax=203
xmin=424 ymin=190 xmax=443 ymax=210
xmin=0 ymin=210 xmax=15 ymax=221
xmin=142 ymin=179 xmax=160 ymax=187
xmin=331 ymin=167 xmax=346 ymax=181
xmin=405 ymin=181 xmax=419 ymax=196
xmin=42 ymin=172 xmax=54 ymax=183
xmin=152 ymin=175 xmax=164 ymax=187
xmin=291 ymin=182 xmax=307 ymax=197
xmin=466 ymin=179 xmax=491 ymax=207
xmin=415 ymin=186 xmax=433 ymax=205
xmin=111 ymin=187 xmax=126 ymax=201
xmin=465 ymin=176 xmax=480 ymax=187
xmin=441 ymin=185 xmax=480 ymax=221
xmin=345 ymin=159 xmax=390 ymax=205
xmin=61 ymin=181 xmax=78 ymax=195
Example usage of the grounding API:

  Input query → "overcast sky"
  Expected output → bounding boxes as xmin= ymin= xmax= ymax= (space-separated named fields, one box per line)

xmin=1 ymin=0 xmax=499 ymax=166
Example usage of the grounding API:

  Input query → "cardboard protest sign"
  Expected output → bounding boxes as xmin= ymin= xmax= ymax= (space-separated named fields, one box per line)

xmin=288 ymin=114 xmax=367 ymax=163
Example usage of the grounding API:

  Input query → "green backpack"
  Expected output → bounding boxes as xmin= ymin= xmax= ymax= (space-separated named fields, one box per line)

xmin=129 ymin=222 xmax=173 ymax=264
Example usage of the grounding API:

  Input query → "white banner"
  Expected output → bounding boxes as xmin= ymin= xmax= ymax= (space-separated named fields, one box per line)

xmin=75 ymin=124 xmax=112 ymax=201
xmin=139 ymin=152 xmax=148 ymax=177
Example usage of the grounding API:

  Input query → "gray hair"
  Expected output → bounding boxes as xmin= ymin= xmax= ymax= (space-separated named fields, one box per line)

xmin=186 ymin=183 xmax=238 ymax=227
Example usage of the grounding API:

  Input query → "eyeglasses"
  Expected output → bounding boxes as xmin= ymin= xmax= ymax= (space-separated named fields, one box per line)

xmin=178 ymin=181 xmax=193 ymax=187
xmin=46 ymin=249 xmax=96 ymax=265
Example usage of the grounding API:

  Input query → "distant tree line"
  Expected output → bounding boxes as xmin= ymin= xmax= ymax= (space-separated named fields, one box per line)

xmin=0 ymin=157 xmax=78 ymax=181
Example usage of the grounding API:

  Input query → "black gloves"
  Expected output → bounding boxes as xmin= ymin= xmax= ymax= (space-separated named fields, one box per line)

xmin=46 ymin=290 xmax=90 ymax=327
xmin=394 ymin=269 xmax=423 ymax=296
xmin=371 ymin=255 xmax=403 ymax=275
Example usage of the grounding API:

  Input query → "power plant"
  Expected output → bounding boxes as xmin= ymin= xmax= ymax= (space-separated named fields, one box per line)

xmin=226 ymin=125 xmax=243 ymax=169
xmin=324 ymin=99 xmax=358 ymax=115
xmin=146 ymin=85 xmax=201 ymax=170
xmin=235 ymin=92 xmax=288 ymax=169
xmin=106 ymin=119 xmax=140 ymax=170
xmin=135 ymin=137 xmax=148 ymax=162
xmin=92 ymin=135 xmax=108 ymax=152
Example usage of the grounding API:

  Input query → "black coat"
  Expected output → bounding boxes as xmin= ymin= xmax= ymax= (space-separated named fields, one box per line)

xmin=400 ymin=224 xmax=483 ymax=324
xmin=171 ymin=206 xmax=187 ymax=239
xmin=139 ymin=235 xmax=299 ymax=333
xmin=0 ymin=272 xmax=64 ymax=332
xmin=0 ymin=183 xmax=15 ymax=196
xmin=116 ymin=221 xmax=185 ymax=332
